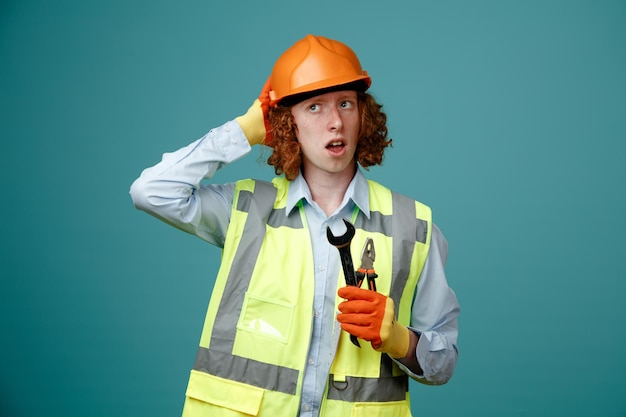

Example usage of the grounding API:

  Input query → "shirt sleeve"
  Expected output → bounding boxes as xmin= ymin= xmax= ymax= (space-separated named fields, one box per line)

xmin=129 ymin=120 xmax=251 ymax=248
xmin=395 ymin=223 xmax=460 ymax=385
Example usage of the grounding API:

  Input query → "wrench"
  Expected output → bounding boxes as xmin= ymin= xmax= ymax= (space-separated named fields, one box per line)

xmin=326 ymin=218 xmax=358 ymax=287
xmin=327 ymin=218 xmax=361 ymax=347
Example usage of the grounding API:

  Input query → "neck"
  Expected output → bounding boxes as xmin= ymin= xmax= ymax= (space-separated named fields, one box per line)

xmin=303 ymin=166 xmax=356 ymax=217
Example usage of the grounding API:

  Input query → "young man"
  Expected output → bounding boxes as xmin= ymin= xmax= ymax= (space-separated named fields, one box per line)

xmin=130 ymin=34 xmax=460 ymax=417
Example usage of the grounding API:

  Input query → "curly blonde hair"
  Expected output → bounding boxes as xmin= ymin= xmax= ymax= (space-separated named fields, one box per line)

xmin=266 ymin=92 xmax=392 ymax=180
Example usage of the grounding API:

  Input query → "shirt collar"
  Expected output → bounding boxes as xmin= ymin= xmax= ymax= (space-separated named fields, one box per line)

xmin=285 ymin=168 xmax=371 ymax=218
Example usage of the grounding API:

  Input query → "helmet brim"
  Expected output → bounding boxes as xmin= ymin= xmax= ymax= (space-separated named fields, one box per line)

xmin=273 ymin=78 xmax=371 ymax=107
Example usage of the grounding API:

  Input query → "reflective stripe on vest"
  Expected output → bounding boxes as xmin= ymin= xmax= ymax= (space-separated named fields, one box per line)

xmin=191 ymin=178 xmax=430 ymax=405
xmin=194 ymin=181 xmax=301 ymax=395
xmin=326 ymin=371 xmax=408 ymax=402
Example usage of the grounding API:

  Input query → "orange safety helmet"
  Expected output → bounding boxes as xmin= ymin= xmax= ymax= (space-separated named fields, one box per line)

xmin=269 ymin=34 xmax=372 ymax=106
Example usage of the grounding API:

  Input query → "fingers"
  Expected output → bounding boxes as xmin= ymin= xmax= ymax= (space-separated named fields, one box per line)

xmin=339 ymin=322 xmax=376 ymax=339
xmin=337 ymin=298 xmax=386 ymax=329
xmin=337 ymin=286 xmax=388 ymax=345
xmin=337 ymin=286 xmax=379 ymax=302
xmin=258 ymin=76 xmax=274 ymax=145
xmin=337 ymin=316 xmax=382 ymax=345
xmin=337 ymin=299 xmax=374 ymax=314
xmin=258 ymin=76 xmax=272 ymax=110
xmin=337 ymin=311 xmax=375 ymax=326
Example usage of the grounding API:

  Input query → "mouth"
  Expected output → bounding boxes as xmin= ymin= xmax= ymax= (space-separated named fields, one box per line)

xmin=325 ymin=140 xmax=347 ymax=156
xmin=326 ymin=140 xmax=346 ymax=150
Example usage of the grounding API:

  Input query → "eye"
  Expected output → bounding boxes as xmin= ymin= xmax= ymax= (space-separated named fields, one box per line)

xmin=308 ymin=103 xmax=321 ymax=112
xmin=339 ymin=100 xmax=354 ymax=109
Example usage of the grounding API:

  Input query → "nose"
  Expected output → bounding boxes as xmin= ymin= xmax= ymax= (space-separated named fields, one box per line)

xmin=328 ymin=107 xmax=343 ymax=131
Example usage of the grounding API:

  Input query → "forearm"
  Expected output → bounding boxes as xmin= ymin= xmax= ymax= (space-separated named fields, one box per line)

xmin=393 ymin=325 xmax=458 ymax=385
xmin=129 ymin=120 xmax=250 ymax=244
xmin=395 ymin=330 xmax=423 ymax=375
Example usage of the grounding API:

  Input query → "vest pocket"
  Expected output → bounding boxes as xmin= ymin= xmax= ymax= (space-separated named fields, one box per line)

xmin=352 ymin=401 xmax=412 ymax=417
xmin=237 ymin=292 xmax=295 ymax=344
xmin=184 ymin=370 xmax=264 ymax=416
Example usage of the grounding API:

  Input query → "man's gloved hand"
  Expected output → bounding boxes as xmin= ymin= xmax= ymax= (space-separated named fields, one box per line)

xmin=337 ymin=286 xmax=410 ymax=359
xmin=235 ymin=77 xmax=274 ymax=146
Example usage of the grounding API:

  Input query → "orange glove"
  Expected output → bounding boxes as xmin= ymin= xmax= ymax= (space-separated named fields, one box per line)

xmin=235 ymin=77 xmax=274 ymax=146
xmin=337 ymin=286 xmax=410 ymax=358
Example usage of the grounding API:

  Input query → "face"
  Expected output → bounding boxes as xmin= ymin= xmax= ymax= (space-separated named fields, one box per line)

xmin=291 ymin=90 xmax=360 ymax=180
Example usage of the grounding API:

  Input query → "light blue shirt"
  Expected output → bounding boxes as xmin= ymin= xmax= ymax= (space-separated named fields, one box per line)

xmin=286 ymin=169 xmax=369 ymax=416
xmin=130 ymin=120 xmax=460 ymax=417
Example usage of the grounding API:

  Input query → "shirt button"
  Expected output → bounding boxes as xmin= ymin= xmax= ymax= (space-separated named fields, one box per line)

xmin=314 ymin=310 xmax=320 ymax=318
xmin=224 ymin=125 xmax=231 ymax=132
xmin=308 ymin=358 xmax=315 ymax=365
xmin=318 ymin=264 xmax=326 ymax=271
xmin=303 ymin=405 xmax=312 ymax=412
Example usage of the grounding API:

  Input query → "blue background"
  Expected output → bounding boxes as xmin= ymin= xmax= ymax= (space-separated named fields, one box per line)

xmin=1 ymin=1 xmax=625 ymax=416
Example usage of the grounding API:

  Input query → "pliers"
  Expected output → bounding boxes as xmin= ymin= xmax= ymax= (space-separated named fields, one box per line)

xmin=346 ymin=238 xmax=377 ymax=348
xmin=356 ymin=238 xmax=377 ymax=292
